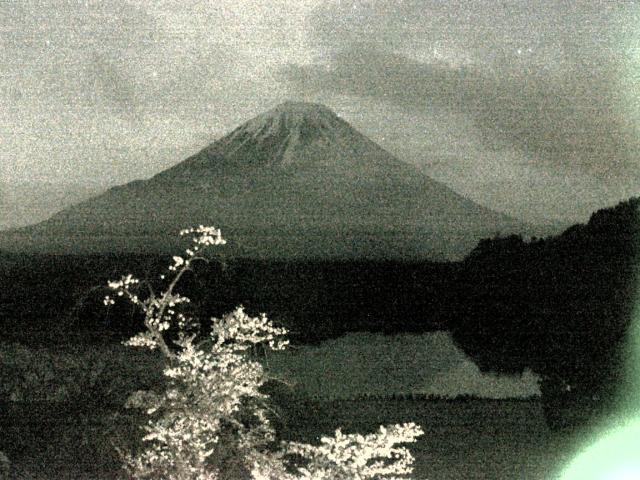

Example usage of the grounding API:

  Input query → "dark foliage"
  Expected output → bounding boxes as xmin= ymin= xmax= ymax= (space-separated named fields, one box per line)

xmin=451 ymin=197 xmax=640 ymax=428
xmin=0 ymin=253 xmax=457 ymax=346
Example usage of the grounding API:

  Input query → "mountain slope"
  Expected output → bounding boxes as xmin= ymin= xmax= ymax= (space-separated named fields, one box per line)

xmin=0 ymin=182 xmax=105 ymax=231
xmin=1 ymin=102 xmax=527 ymax=259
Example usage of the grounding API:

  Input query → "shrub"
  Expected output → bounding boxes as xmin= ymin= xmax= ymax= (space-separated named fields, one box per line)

xmin=0 ymin=342 xmax=162 ymax=404
xmin=106 ymin=226 xmax=423 ymax=479
xmin=0 ymin=450 xmax=9 ymax=480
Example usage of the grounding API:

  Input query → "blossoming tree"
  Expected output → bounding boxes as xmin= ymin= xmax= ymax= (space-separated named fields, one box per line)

xmin=106 ymin=226 xmax=423 ymax=480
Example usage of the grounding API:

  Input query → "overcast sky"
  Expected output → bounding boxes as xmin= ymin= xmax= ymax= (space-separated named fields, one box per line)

xmin=2 ymin=0 xmax=640 ymax=223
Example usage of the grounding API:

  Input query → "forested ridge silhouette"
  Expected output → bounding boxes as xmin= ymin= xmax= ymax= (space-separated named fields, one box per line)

xmin=451 ymin=197 xmax=639 ymax=426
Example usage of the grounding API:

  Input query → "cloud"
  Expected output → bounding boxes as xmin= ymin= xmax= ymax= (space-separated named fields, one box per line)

xmin=283 ymin=44 xmax=637 ymax=182
xmin=281 ymin=0 xmax=640 ymax=182
xmin=0 ymin=0 xmax=320 ymax=183
xmin=307 ymin=0 xmax=631 ymax=66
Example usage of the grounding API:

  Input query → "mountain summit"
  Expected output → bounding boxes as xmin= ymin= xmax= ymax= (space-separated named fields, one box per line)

xmin=155 ymin=101 xmax=414 ymax=178
xmin=2 ymin=102 xmax=527 ymax=259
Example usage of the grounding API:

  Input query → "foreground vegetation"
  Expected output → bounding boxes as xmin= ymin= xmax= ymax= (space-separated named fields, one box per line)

xmin=1 ymin=392 xmax=579 ymax=479
xmin=1 ymin=226 xmax=428 ymax=479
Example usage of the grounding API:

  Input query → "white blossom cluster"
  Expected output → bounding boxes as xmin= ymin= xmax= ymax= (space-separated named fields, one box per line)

xmin=169 ymin=256 xmax=186 ymax=271
xmin=107 ymin=226 xmax=423 ymax=480
xmin=105 ymin=274 xmax=142 ymax=305
xmin=285 ymin=424 xmax=424 ymax=480
xmin=105 ymin=274 xmax=141 ymax=305
xmin=108 ymin=274 xmax=140 ymax=290
xmin=122 ymin=308 xmax=291 ymax=479
xmin=211 ymin=307 xmax=290 ymax=352
xmin=105 ymin=264 xmax=195 ymax=352
xmin=180 ymin=225 xmax=226 ymax=247
xmin=123 ymin=331 xmax=159 ymax=350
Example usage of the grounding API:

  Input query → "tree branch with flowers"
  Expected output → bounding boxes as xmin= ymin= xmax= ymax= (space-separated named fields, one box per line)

xmin=105 ymin=225 xmax=424 ymax=480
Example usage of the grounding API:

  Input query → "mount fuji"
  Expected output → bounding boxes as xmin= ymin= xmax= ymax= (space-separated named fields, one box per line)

xmin=2 ymin=102 xmax=529 ymax=260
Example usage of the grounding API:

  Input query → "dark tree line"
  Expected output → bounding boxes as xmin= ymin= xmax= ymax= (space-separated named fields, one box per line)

xmin=450 ymin=197 xmax=639 ymax=427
